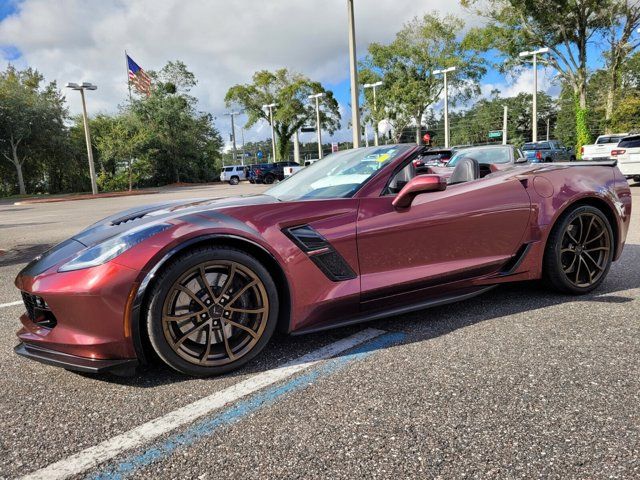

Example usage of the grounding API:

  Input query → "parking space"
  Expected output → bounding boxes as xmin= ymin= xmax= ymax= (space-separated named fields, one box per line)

xmin=1 ymin=182 xmax=638 ymax=479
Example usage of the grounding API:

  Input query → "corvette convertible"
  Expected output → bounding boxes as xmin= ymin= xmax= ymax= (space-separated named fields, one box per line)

xmin=14 ymin=144 xmax=632 ymax=376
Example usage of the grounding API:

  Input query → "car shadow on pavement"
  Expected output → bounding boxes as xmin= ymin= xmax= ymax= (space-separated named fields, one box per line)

xmin=0 ymin=243 xmax=54 ymax=268
xmin=85 ymin=242 xmax=640 ymax=388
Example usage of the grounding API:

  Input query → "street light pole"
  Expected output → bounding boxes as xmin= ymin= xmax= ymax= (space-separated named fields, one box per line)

xmin=503 ymin=105 xmax=508 ymax=145
xmin=262 ymin=103 xmax=278 ymax=161
xmin=308 ymin=93 xmax=325 ymax=159
xmin=433 ymin=67 xmax=456 ymax=148
xmin=363 ymin=81 xmax=383 ymax=146
xmin=347 ymin=0 xmax=361 ymax=148
xmin=519 ymin=47 xmax=549 ymax=142
xmin=225 ymin=111 xmax=240 ymax=163
xmin=66 ymin=82 xmax=98 ymax=195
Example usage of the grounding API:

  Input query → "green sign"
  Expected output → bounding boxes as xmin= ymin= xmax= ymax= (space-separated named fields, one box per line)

xmin=488 ymin=130 xmax=503 ymax=139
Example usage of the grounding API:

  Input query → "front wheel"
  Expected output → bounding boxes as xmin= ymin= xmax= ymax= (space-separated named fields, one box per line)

xmin=543 ymin=205 xmax=614 ymax=294
xmin=229 ymin=176 xmax=239 ymax=185
xmin=146 ymin=246 xmax=279 ymax=377
xmin=263 ymin=174 xmax=275 ymax=185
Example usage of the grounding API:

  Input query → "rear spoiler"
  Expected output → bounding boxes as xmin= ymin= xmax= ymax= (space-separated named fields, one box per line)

xmin=555 ymin=160 xmax=618 ymax=167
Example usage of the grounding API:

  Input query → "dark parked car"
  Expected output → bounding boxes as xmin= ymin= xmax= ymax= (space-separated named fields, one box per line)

xmin=522 ymin=140 xmax=576 ymax=163
xmin=413 ymin=149 xmax=453 ymax=171
xmin=13 ymin=144 xmax=631 ymax=377
xmin=245 ymin=164 xmax=265 ymax=184
xmin=248 ymin=162 xmax=299 ymax=184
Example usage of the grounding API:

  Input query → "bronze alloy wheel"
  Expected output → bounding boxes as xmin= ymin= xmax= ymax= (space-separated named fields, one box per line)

xmin=560 ymin=212 xmax=612 ymax=288
xmin=161 ymin=260 xmax=269 ymax=367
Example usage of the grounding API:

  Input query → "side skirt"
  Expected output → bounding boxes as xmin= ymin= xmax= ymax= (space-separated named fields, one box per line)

xmin=292 ymin=285 xmax=496 ymax=335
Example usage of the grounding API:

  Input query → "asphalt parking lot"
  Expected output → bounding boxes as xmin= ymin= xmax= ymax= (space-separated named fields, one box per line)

xmin=1 ymin=182 xmax=638 ymax=479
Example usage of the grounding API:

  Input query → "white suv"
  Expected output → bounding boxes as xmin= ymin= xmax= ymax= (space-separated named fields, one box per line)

xmin=612 ymin=135 xmax=640 ymax=183
xmin=219 ymin=165 xmax=246 ymax=185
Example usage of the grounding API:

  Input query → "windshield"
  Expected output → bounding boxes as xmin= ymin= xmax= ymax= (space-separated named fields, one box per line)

xmin=447 ymin=146 xmax=511 ymax=166
xmin=266 ymin=145 xmax=411 ymax=201
xmin=597 ymin=136 xmax=625 ymax=144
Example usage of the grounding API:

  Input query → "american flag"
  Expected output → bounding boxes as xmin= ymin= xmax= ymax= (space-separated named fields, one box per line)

xmin=127 ymin=54 xmax=151 ymax=96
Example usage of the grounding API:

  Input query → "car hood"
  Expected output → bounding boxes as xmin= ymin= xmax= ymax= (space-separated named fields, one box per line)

xmin=75 ymin=194 xmax=278 ymax=247
xmin=19 ymin=195 xmax=278 ymax=278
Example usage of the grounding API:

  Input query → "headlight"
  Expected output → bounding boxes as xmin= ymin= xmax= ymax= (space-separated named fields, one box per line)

xmin=58 ymin=223 xmax=171 ymax=272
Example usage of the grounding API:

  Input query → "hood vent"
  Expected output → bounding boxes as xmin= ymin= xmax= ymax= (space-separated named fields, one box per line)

xmin=110 ymin=212 xmax=148 ymax=226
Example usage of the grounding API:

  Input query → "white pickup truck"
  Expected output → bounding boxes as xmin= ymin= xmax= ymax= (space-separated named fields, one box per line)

xmin=283 ymin=159 xmax=319 ymax=178
xmin=581 ymin=134 xmax=628 ymax=161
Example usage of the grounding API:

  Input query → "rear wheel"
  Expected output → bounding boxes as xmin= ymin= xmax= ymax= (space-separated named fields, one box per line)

xmin=146 ymin=246 xmax=279 ymax=376
xmin=229 ymin=176 xmax=239 ymax=185
xmin=264 ymin=174 xmax=275 ymax=184
xmin=543 ymin=205 xmax=614 ymax=294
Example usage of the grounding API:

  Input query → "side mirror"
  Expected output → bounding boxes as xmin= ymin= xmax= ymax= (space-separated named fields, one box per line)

xmin=392 ymin=175 xmax=447 ymax=209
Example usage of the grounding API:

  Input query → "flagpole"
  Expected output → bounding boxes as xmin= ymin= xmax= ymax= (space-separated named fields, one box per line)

xmin=125 ymin=50 xmax=132 ymax=103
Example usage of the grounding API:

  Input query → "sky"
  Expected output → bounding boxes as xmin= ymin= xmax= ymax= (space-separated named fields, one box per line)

xmin=0 ymin=0 xmax=562 ymax=147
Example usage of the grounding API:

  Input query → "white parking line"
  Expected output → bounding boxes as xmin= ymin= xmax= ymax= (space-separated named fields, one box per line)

xmin=0 ymin=301 xmax=22 ymax=309
xmin=21 ymin=327 xmax=386 ymax=480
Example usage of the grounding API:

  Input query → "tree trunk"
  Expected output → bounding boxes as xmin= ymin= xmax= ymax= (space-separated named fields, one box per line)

xmin=275 ymin=126 xmax=293 ymax=161
xmin=15 ymin=161 xmax=26 ymax=196
xmin=128 ymin=159 xmax=133 ymax=191
xmin=415 ymin=119 xmax=422 ymax=145
xmin=578 ymin=80 xmax=587 ymax=110
xmin=574 ymin=84 xmax=590 ymax=159
xmin=604 ymin=61 xmax=620 ymax=134
xmin=11 ymin=143 xmax=26 ymax=195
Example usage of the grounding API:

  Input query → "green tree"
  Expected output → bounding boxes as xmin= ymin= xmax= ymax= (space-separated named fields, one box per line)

xmin=463 ymin=0 xmax=617 ymax=153
xmin=225 ymin=69 xmax=341 ymax=161
xmin=0 ymin=66 xmax=67 ymax=195
xmin=447 ymin=90 xmax=555 ymax=146
xmin=129 ymin=61 xmax=223 ymax=184
xmin=361 ymin=13 xmax=485 ymax=144
xmin=93 ymin=112 xmax=150 ymax=191
xmin=602 ymin=1 xmax=640 ymax=131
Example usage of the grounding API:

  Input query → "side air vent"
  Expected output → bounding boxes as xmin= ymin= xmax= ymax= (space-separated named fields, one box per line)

xmin=284 ymin=225 xmax=357 ymax=282
xmin=285 ymin=225 xmax=328 ymax=251
xmin=500 ymin=243 xmax=532 ymax=275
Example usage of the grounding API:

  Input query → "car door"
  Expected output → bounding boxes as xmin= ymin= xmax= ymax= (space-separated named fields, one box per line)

xmin=356 ymin=171 xmax=531 ymax=310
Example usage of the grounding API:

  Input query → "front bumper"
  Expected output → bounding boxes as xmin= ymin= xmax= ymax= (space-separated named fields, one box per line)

xmin=15 ymin=261 xmax=141 ymax=366
xmin=14 ymin=342 xmax=137 ymax=374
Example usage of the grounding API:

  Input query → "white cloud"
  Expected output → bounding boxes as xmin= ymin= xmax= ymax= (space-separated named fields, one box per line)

xmin=0 ymin=0 xmax=479 ymax=145
xmin=480 ymin=66 xmax=560 ymax=99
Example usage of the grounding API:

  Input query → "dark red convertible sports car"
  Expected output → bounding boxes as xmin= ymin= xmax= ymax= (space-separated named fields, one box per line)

xmin=14 ymin=145 xmax=632 ymax=376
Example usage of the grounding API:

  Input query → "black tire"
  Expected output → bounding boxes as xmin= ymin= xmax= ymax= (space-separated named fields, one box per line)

xmin=542 ymin=205 xmax=614 ymax=294
xmin=249 ymin=179 xmax=255 ymax=184
xmin=545 ymin=157 xmax=552 ymax=163
xmin=146 ymin=246 xmax=279 ymax=377
xmin=229 ymin=176 xmax=239 ymax=185
xmin=264 ymin=174 xmax=275 ymax=185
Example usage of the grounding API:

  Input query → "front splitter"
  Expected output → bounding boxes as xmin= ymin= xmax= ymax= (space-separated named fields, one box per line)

xmin=14 ymin=342 xmax=138 ymax=375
